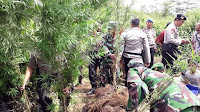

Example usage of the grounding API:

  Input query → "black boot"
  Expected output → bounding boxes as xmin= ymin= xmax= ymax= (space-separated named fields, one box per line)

xmin=78 ymin=75 xmax=83 ymax=84
xmin=99 ymin=82 xmax=105 ymax=87
xmin=86 ymin=87 xmax=96 ymax=95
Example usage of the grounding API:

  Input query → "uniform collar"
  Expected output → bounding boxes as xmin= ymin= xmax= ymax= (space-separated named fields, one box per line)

xmin=172 ymin=22 xmax=178 ymax=29
xmin=146 ymin=27 xmax=152 ymax=30
xmin=131 ymin=27 xmax=140 ymax=30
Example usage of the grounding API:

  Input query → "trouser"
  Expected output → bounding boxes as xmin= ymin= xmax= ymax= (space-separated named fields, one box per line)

xmin=148 ymin=48 xmax=155 ymax=68
xmin=37 ymin=81 xmax=52 ymax=112
xmin=78 ymin=66 xmax=83 ymax=84
xmin=99 ymin=60 xmax=113 ymax=85
xmin=89 ymin=55 xmax=100 ymax=88
xmin=123 ymin=56 xmax=132 ymax=87
xmin=162 ymin=46 xmax=181 ymax=69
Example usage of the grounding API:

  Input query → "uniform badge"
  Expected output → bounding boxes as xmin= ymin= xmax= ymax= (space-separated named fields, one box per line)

xmin=171 ymin=28 xmax=175 ymax=34
xmin=180 ymin=16 xmax=184 ymax=20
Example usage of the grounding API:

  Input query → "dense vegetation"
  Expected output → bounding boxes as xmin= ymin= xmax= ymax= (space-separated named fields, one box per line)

xmin=1 ymin=0 xmax=200 ymax=111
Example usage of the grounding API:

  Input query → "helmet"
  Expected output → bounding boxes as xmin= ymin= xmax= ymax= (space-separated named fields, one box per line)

xmin=151 ymin=62 xmax=164 ymax=71
xmin=107 ymin=21 xmax=116 ymax=29
xmin=127 ymin=58 xmax=143 ymax=68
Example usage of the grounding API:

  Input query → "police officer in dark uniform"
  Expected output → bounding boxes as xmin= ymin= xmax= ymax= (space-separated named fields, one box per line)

xmin=162 ymin=14 xmax=189 ymax=69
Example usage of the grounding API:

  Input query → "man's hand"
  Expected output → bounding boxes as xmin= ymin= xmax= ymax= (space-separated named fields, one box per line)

xmin=19 ymin=83 xmax=26 ymax=92
xmin=145 ymin=63 xmax=150 ymax=67
xmin=155 ymin=47 xmax=158 ymax=53
xmin=181 ymin=39 xmax=189 ymax=44
xmin=120 ymin=75 xmax=126 ymax=79
xmin=18 ymin=86 xmax=25 ymax=93
xmin=109 ymin=54 xmax=116 ymax=62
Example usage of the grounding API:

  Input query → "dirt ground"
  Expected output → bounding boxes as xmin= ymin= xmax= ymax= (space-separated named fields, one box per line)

xmin=67 ymin=57 xmax=162 ymax=112
xmin=67 ymin=79 xmax=128 ymax=112
xmin=67 ymin=80 xmax=95 ymax=112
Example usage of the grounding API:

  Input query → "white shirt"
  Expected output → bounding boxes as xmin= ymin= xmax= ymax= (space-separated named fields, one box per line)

xmin=143 ymin=27 xmax=156 ymax=47
xmin=164 ymin=22 xmax=183 ymax=46
xmin=192 ymin=31 xmax=200 ymax=54
xmin=184 ymin=70 xmax=200 ymax=87
xmin=120 ymin=27 xmax=151 ymax=63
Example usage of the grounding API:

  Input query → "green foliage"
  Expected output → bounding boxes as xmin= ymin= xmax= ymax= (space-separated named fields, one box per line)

xmin=0 ymin=0 xmax=38 ymax=99
xmin=1 ymin=0 xmax=200 ymax=110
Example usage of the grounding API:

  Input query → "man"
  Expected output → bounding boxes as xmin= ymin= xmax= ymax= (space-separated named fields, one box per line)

xmin=120 ymin=18 xmax=151 ymax=86
xmin=19 ymin=53 xmax=54 ymax=112
xmin=155 ymin=22 xmax=171 ymax=47
xmin=191 ymin=23 xmax=200 ymax=55
xmin=162 ymin=14 xmax=189 ymax=69
xmin=99 ymin=21 xmax=116 ymax=87
xmin=126 ymin=59 xmax=200 ymax=112
xmin=143 ymin=18 xmax=156 ymax=68
xmin=182 ymin=59 xmax=200 ymax=95
xmin=86 ymin=29 xmax=102 ymax=95
xmin=19 ymin=53 xmax=69 ymax=112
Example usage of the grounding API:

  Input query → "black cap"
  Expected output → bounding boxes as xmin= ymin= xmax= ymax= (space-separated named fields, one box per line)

xmin=175 ymin=14 xmax=186 ymax=20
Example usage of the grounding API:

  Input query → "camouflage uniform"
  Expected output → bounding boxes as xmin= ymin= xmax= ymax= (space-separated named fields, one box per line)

xmin=126 ymin=59 xmax=200 ymax=112
xmin=99 ymin=32 xmax=115 ymax=85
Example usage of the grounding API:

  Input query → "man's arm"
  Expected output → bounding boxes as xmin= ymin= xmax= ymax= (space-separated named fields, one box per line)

xmin=191 ymin=34 xmax=196 ymax=52
xmin=19 ymin=67 xmax=33 ymax=91
xmin=165 ymin=28 xmax=189 ymax=46
xmin=143 ymin=34 xmax=151 ymax=66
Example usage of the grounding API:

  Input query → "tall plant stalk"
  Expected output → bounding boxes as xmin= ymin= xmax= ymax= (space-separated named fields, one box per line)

xmin=24 ymin=90 xmax=31 ymax=112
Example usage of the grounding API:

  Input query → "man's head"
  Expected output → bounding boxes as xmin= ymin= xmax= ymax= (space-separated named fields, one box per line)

xmin=146 ymin=18 xmax=154 ymax=29
xmin=107 ymin=21 xmax=116 ymax=29
xmin=107 ymin=21 xmax=116 ymax=36
xmin=174 ymin=14 xmax=186 ymax=27
xmin=131 ymin=18 xmax=140 ymax=27
xmin=97 ymin=27 xmax=102 ymax=32
xmin=195 ymin=23 xmax=200 ymax=33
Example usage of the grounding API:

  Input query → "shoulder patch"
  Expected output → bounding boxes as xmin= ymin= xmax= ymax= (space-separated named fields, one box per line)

xmin=171 ymin=28 xmax=175 ymax=34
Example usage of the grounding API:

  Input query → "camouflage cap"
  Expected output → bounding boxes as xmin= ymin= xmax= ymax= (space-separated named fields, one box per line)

xmin=107 ymin=21 xmax=116 ymax=29
xmin=151 ymin=62 xmax=164 ymax=71
xmin=127 ymin=58 xmax=143 ymax=68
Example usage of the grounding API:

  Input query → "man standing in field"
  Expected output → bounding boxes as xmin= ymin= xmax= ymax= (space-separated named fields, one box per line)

xmin=99 ymin=21 xmax=116 ymax=87
xmin=143 ymin=18 xmax=156 ymax=68
xmin=120 ymin=18 xmax=151 ymax=86
xmin=162 ymin=14 xmax=189 ymax=69
xmin=87 ymin=28 xmax=102 ymax=95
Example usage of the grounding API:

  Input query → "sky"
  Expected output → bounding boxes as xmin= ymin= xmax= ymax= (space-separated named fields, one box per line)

xmin=123 ymin=0 xmax=200 ymax=14
xmin=123 ymin=0 xmax=165 ymax=12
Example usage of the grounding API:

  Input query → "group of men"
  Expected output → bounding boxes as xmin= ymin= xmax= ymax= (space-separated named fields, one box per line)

xmin=19 ymin=13 xmax=200 ymax=111
xmin=87 ymin=13 xmax=200 ymax=111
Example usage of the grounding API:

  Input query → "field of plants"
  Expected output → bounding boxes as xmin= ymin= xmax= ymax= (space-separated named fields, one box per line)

xmin=1 ymin=0 xmax=200 ymax=111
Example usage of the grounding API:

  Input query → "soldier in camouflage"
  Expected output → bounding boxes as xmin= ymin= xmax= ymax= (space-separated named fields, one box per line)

xmin=99 ymin=21 xmax=116 ymax=86
xmin=126 ymin=59 xmax=200 ymax=112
